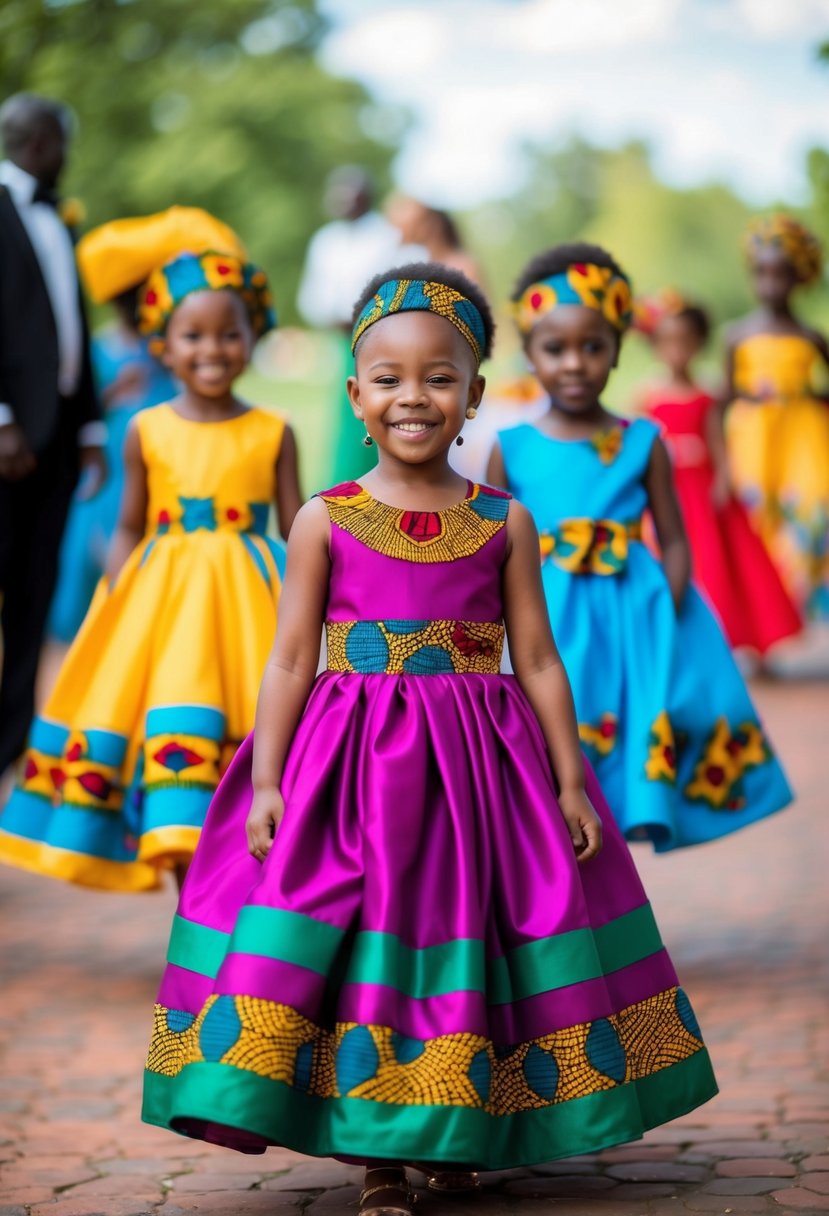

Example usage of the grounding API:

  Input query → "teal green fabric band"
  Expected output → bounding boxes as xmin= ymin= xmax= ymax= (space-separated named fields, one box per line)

xmin=142 ymin=1049 xmax=717 ymax=1170
xmin=167 ymin=903 xmax=663 ymax=1002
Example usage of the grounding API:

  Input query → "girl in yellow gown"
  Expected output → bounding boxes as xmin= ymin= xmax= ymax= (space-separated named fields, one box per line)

xmin=0 ymin=251 xmax=302 ymax=892
xmin=725 ymin=214 xmax=829 ymax=616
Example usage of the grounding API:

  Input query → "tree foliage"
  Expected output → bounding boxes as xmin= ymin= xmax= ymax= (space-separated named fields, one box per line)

xmin=1 ymin=0 xmax=405 ymax=319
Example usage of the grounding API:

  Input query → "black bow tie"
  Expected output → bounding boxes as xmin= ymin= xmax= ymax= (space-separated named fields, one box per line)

xmin=32 ymin=184 xmax=59 ymax=208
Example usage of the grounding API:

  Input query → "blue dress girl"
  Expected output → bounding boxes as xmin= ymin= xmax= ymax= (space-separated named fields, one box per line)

xmin=488 ymin=243 xmax=792 ymax=852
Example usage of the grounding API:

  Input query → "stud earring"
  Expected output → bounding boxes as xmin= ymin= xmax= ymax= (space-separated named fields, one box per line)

xmin=466 ymin=406 xmax=478 ymax=420
xmin=455 ymin=435 xmax=464 ymax=446
xmin=362 ymin=433 xmax=373 ymax=447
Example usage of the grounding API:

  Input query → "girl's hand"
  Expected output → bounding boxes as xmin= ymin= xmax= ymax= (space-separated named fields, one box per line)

xmin=558 ymin=788 xmax=603 ymax=862
xmin=246 ymin=787 xmax=285 ymax=862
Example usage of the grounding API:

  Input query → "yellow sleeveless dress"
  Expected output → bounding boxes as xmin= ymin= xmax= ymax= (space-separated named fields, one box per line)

xmin=727 ymin=333 xmax=829 ymax=616
xmin=0 ymin=404 xmax=286 ymax=891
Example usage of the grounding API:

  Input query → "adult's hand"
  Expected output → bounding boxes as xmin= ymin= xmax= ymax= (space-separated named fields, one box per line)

xmin=76 ymin=444 xmax=107 ymax=500
xmin=0 ymin=422 xmax=37 ymax=481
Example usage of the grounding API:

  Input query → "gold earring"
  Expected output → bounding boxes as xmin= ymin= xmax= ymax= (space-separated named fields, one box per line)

xmin=466 ymin=406 xmax=478 ymax=420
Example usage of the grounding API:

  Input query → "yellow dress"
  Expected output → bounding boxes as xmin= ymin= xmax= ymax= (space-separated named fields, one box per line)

xmin=727 ymin=333 xmax=829 ymax=616
xmin=0 ymin=404 xmax=286 ymax=891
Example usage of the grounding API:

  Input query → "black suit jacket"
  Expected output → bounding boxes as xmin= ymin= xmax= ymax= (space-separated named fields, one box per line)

xmin=0 ymin=185 xmax=99 ymax=453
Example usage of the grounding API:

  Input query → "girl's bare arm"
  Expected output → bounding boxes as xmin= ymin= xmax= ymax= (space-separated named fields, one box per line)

xmin=105 ymin=419 xmax=148 ymax=581
xmin=502 ymin=502 xmax=601 ymax=861
xmin=247 ymin=498 xmax=330 ymax=858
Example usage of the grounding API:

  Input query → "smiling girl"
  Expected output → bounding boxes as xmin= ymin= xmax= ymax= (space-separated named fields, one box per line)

xmin=488 ymin=242 xmax=792 ymax=853
xmin=0 ymin=251 xmax=301 ymax=892
xmin=142 ymin=261 xmax=716 ymax=1214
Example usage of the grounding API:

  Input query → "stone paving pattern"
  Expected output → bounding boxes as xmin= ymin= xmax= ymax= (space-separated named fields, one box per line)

xmin=1 ymin=679 xmax=827 ymax=1215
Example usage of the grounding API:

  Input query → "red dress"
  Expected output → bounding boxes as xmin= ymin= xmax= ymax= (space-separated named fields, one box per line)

xmin=645 ymin=388 xmax=801 ymax=654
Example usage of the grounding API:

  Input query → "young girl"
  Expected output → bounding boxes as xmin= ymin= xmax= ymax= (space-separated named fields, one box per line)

xmin=725 ymin=214 xmax=829 ymax=618
xmin=48 ymin=207 xmax=248 ymax=641
xmin=142 ymin=262 xmax=716 ymax=1215
xmin=0 ymin=251 xmax=301 ymax=892
xmin=637 ymin=291 xmax=801 ymax=655
xmin=488 ymin=243 xmax=792 ymax=852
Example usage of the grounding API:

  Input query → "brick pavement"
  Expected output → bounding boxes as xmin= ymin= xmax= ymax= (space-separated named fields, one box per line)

xmin=1 ymin=678 xmax=827 ymax=1215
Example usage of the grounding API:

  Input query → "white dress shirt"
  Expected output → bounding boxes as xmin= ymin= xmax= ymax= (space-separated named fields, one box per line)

xmin=297 ymin=211 xmax=426 ymax=329
xmin=0 ymin=159 xmax=103 ymax=445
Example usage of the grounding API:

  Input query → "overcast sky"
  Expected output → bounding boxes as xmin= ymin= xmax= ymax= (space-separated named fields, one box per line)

xmin=318 ymin=0 xmax=829 ymax=208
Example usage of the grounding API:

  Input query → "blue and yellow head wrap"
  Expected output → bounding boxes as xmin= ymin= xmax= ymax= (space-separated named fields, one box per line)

xmin=351 ymin=278 xmax=486 ymax=365
xmin=514 ymin=263 xmax=633 ymax=336
xmin=137 ymin=250 xmax=276 ymax=352
xmin=744 ymin=214 xmax=823 ymax=285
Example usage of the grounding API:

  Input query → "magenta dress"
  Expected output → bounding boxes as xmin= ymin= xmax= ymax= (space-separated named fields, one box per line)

xmin=142 ymin=480 xmax=716 ymax=1168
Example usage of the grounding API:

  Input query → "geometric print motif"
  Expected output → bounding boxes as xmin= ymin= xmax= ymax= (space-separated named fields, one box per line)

xmin=326 ymin=619 xmax=504 ymax=675
xmin=319 ymin=482 xmax=510 ymax=564
xmin=148 ymin=985 xmax=704 ymax=1115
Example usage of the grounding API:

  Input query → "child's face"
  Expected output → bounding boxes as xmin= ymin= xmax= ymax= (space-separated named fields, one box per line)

xmin=162 ymin=291 xmax=253 ymax=396
xmin=652 ymin=314 xmax=702 ymax=377
xmin=751 ymin=247 xmax=798 ymax=309
xmin=348 ymin=311 xmax=485 ymax=463
xmin=525 ymin=307 xmax=618 ymax=412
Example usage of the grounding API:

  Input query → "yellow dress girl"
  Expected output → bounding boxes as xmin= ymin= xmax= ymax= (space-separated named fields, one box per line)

xmin=0 ymin=251 xmax=301 ymax=891
xmin=725 ymin=214 xmax=829 ymax=616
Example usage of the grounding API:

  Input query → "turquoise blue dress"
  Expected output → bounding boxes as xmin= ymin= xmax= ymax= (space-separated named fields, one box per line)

xmin=48 ymin=330 xmax=178 ymax=642
xmin=499 ymin=417 xmax=792 ymax=852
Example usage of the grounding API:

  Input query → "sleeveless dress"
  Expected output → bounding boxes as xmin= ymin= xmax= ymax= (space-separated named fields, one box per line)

xmin=499 ymin=419 xmax=792 ymax=852
xmin=48 ymin=329 xmax=178 ymax=642
xmin=0 ymin=404 xmax=286 ymax=892
xmin=141 ymin=480 xmax=716 ymax=1169
xmin=727 ymin=333 xmax=829 ymax=617
xmin=644 ymin=387 xmax=801 ymax=654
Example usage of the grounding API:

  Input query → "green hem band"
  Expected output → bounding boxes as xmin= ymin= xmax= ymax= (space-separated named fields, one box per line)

xmin=142 ymin=1049 xmax=717 ymax=1170
xmin=167 ymin=902 xmax=663 ymax=1003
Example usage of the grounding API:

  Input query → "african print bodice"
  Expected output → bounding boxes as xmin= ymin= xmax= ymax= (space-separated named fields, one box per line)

xmin=137 ymin=404 xmax=285 ymax=537
xmin=318 ymin=481 xmax=511 ymax=675
xmin=499 ymin=419 xmax=653 ymax=577
xmin=732 ymin=333 xmax=822 ymax=401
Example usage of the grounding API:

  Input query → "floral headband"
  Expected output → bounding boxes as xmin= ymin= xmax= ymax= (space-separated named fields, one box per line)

xmin=351 ymin=278 xmax=486 ymax=365
xmin=137 ymin=251 xmax=276 ymax=352
xmin=744 ymin=214 xmax=823 ymax=285
xmin=514 ymin=263 xmax=633 ymax=335
xmin=632 ymin=287 xmax=689 ymax=338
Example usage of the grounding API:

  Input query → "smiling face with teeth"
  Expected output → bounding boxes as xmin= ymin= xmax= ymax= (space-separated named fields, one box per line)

xmin=348 ymin=310 xmax=485 ymax=469
xmin=162 ymin=290 xmax=254 ymax=407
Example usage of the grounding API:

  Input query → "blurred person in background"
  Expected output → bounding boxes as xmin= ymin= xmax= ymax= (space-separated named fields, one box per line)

xmin=48 ymin=207 xmax=247 ymax=642
xmin=297 ymin=167 xmax=425 ymax=484
xmin=389 ymin=195 xmax=483 ymax=285
xmin=725 ymin=214 xmax=829 ymax=620
xmin=0 ymin=92 xmax=104 ymax=784
xmin=635 ymin=290 xmax=801 ymax=659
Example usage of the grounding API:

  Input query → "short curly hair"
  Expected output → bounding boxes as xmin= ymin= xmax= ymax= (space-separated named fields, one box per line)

xmin=351 ymin=261 xmax=495 ymax=360
xmin=511 ymin=242 xmax=631 ymax=302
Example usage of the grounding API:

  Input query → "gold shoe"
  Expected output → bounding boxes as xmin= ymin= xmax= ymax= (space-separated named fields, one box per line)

xmin=359 ymin=1170 xmax=416 ymax=1215
xmin=410 ymin=1162 xmax=481 ymax=1194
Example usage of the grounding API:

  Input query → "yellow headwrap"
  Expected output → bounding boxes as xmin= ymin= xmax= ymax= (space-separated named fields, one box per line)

xmin=77 ymin=207 xmax=247 ymax=303
xmin=744 ymin=214 xmax=823 ymax=285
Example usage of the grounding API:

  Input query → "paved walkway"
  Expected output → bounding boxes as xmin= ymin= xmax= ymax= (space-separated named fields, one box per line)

xmin=1 ymin=678 xmax=827 ymax=1215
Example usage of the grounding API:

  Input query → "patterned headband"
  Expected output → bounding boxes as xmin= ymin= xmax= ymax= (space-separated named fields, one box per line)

xmin=514 ymin=263 xmax=633 ymax=335
xmin=137 ymin=251 xmax=276 ymax=352
xmin=351 ymin=278 xmax=486 ymax=364
xmin=632 ymin=287 xmax=688 ymax=338
xmin=744 ymin=214 xmax=823 ymax=285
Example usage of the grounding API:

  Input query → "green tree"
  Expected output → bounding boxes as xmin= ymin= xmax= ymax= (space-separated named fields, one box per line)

xmin=1 ymin=0 xmax=406 ymax=318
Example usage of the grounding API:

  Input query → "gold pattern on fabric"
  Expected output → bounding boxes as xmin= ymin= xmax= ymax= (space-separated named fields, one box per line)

xmin=539 ymin=518 xmax=642 ymax=576
xmin=147 ymin=985 xmax=703 ymax=1114
xmin=325 ymin=620 xmax=504 ymax=675
xmin=645 ymin=711 xmax=677 ymax=784
xmin=319 ymin=485 xmax=508 ymax=563
xmin=684 ymin=718 xmax=771 ymax=810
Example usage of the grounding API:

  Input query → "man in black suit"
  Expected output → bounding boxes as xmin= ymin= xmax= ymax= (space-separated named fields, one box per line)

xmin=0 ymin=93 xmax=105 ymax=777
